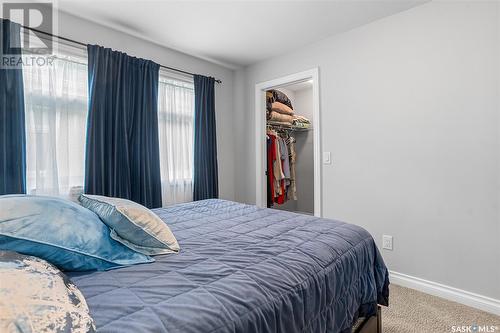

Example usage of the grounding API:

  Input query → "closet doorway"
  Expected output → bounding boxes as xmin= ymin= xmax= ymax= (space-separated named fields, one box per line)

xmin=255 ymin=68 xmax=321 ymax=217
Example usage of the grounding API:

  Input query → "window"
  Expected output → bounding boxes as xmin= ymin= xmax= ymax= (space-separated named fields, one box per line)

xmin=23 ymin=42 xmax=88 ymax=197
xmin=22 ymin=39 xmax=195 ymax=206
xmin=157 ymin=71 xmax=195 ymax=206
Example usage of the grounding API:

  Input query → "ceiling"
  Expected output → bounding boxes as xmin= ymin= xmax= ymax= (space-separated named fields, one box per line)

xmin=56 ymin=0 xmax=427 ymax=69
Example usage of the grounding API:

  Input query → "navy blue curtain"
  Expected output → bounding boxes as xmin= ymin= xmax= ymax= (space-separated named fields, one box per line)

xmin=0 ymin=19 xmax=26 ymax=195
xmin=85 ymin=45 xmax=162 ymax=208
xmin=193 ymin=75 xmax=218 ymax=201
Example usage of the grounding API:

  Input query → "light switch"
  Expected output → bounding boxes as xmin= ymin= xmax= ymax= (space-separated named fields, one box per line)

xmin=323 ymin=152 xmax=332 ymax=165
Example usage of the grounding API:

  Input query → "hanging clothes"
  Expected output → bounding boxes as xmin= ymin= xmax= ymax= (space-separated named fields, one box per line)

xmin=279 ymin=136 xmax=290 ymax=179
xmin=273 ymin=134 xmax=282 ymax=198
xmin=278 ymin=136 xmax=291 ymax=203
xmin=265 ymin=89 xmax=306 ymax=207
xmin=287 ymin=136 xmax=297 ymax=201
xmin=266 ymin=129 xmax=297 ymax=207
xmin=275 ymin=137 xmax=286 ymax=205
xmin=267 ymin=135 xmax=275 ymax=207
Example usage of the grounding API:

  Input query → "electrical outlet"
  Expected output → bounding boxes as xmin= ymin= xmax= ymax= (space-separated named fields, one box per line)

xmin=382 ymin=235 xmax=393 ymax=250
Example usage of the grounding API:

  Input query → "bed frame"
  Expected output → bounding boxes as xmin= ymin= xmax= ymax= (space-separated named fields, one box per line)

xmin=353 ymin=306 xmax=382 ymax=333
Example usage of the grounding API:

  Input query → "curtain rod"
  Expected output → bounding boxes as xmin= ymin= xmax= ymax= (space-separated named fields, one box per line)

xmin=21 ymin=25 xmax=222 ymax=84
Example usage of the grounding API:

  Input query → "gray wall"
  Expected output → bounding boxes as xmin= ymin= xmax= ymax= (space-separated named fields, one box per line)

xmin=54 ymin=10 xmax=236 ymax=201
xmin=233 ymin=1 xmax=500 ymax=299
xmin=294 ymin=87 xmax=314 ymax=215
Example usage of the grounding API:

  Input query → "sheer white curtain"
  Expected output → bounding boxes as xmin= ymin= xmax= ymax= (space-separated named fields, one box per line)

xmin=157 ymin=73 xmax=195 ymax=206
xmin=23 ymin=45 xmax=88 ymax=198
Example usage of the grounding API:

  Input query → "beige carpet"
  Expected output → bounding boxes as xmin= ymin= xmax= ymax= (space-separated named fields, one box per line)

xmin=383 ymin=284 xmax=500 ymax=333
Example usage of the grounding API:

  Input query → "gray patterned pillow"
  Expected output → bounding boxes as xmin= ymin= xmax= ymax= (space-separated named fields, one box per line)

xmin=0 ymin=251 xmax=96 ymax=333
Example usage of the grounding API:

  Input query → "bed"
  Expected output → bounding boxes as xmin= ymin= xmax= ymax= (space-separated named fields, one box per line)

xmin=67 ymin=199 xmax=389 ymax=333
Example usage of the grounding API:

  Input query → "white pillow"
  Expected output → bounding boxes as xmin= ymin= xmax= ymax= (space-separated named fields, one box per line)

xmin=0 ymin=251 xmax=96 ymax=333
xmin=79 ymin=194 xmax=179 ymax=256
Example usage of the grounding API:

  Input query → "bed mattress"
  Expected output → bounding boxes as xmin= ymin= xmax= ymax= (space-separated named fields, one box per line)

xmin=68 ymin=199 xmax=389 ymax=333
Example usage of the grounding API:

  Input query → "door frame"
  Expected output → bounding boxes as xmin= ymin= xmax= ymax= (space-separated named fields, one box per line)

xmin=254 ymin=68 xmax=322 ymax=216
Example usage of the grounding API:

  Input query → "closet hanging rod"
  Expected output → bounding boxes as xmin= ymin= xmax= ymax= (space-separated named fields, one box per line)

xmin=20 ymin=25 xmax=223 ymax=84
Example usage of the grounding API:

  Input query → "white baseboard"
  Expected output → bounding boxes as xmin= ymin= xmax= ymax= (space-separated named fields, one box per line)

xmin=389 ymin=271 xmax=500 ymax=316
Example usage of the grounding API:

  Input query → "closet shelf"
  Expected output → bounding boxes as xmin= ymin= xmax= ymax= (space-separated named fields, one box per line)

xmin=266 ymin=121 xmax=311 ymax=132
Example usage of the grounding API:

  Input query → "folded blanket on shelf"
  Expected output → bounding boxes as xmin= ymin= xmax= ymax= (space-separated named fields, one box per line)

xmin=267 ymin=89 xmax=293 ymax=109
xmin=267 ymin=121 xmax=293 ymax=128
xmin=268 ymin=111 xmax=294 ymax=123
xmin=292 ymin=122 xmax=311 ymax=129
xmin=291 ymin=115 xmax=312 ymax=129
xmin=266 ymin=91 xmax=274 ymax=111
xmin=293 ymin=115 xmax=311 ymax=124
xmin=271 ymin=102 xmax=294 ymax=116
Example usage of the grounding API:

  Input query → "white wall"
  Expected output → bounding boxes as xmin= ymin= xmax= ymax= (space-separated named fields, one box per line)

xmin=234 ymin=1 xmax=500 ymax=300
xmin=54 ymin=10 xmax=236 ymax=201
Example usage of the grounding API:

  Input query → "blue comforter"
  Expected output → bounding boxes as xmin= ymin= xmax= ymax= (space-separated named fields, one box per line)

xmin=68 ymin=199 xmax=389 ymax=333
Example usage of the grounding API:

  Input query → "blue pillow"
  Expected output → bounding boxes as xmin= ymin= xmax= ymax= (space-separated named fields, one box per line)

xmin=0 ymin=195 xmax=154 ymax=271
xmin=79 ymin=194 xmax=179 ymax=256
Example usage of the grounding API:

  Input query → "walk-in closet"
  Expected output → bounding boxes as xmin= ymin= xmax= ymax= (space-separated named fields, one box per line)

xmin=266 ymin=80 xmax=314 ymax=215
